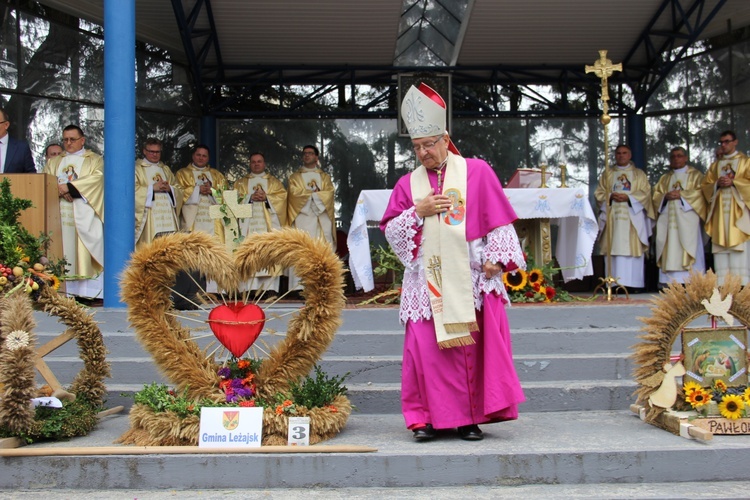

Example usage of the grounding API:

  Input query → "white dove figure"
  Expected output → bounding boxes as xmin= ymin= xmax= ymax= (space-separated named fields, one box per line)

xmin=648 ymin=361 xmax=686 ymax=409
xmin=701 ymin=289 xmax=734 ymax=326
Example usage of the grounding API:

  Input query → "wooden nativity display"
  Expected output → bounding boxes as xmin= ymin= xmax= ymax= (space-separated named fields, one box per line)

xmin=632 ymin=271 xmax=750 ymax=441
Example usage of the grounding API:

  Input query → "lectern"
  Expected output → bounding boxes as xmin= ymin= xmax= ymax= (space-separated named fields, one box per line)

xmin=0 ymin=173 xmax=64 ymax=262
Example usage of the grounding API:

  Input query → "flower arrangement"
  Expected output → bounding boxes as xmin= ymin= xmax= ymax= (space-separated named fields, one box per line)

xmin=131 ymin=361 xmax=348 ymax=422
xmin=218 ymin=357 xmax=261 ymax=404
xmin=683 ymin=379 xmax=749 ymax=420
xmin=503 ymin=251 xmax=572 ymax=303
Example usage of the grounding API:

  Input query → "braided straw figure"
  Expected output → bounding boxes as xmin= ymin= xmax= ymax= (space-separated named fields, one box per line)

xmin=0 ymin=292 xmax=38 ymax=434
xmin=632 ymin=270 xmax=750 ymax=425
xmin=119 ymin=228 xmax=349 ymax=446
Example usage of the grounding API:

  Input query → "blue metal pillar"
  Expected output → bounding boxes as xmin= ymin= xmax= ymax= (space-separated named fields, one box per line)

xmin=103 ymin=0 xmax=135 ymax=307
xmin=627 ymin=113 xmax=646 ymax=170
xmin=201 ymin=115 xmax=218 ymax=167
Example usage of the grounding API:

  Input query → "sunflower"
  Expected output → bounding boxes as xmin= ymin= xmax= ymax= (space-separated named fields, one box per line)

xmin=686 ymin=387 xmax=712 ymax=408
xmin=743 ymin=387 xmax=750 ymax=404
xmin=50 ymin=274 xmax=61 ymax=291
xmin=714 ymin=379 xmax=728 ymax=394
xmin=503 ymin=269 xmax=527 ymax=291
xmin=527 ymin=268 xmax=544 ymax=286
xmin=719 ymin=394 xmax=745 ymax=420
xmin=683 ymin=381 xmax=702 ymax=395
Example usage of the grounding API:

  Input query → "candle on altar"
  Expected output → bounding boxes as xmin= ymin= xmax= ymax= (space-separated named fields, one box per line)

xmin=559 ymin=141 xmax=568 ymax=188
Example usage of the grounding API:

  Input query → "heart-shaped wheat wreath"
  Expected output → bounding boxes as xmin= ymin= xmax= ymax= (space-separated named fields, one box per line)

xmin=117 ymin=228 xmax=350 ymax=446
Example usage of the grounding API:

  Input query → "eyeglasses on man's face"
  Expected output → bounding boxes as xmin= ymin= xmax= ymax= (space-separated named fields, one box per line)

xmin=412 ymin=136 xmax=443 ymax=153
xmin=718 ymin=139 xmax=736 ymax=145
xmin=62 ymin=137 xmax=83 ymax=143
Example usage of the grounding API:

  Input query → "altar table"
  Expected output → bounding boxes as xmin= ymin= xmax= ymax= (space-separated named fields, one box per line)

xmin=347 ymin=188 xmax=598 ymax=292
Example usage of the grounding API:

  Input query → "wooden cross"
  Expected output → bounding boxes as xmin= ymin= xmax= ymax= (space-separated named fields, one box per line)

xmin=208 ymin=189 xmax=254 ymax=252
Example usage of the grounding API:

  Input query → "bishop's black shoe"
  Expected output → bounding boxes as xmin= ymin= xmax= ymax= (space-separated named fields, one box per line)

xmin=457 ymin=424 xmax=483 ymax=441
xmin=412 ymin=424 xmax=436 ymax=441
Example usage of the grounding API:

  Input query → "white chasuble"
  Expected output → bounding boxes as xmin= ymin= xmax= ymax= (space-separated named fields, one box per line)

xmin=137 ymin=164 xmax=178 ymax=242
xmin=240 ymin=175 xmax=271 ymax=237
xmin=610 ymin=169 xmax=639 ymax=255
xmin=55 ymin=155 xmax=103 ymax=275
xmin=185 ymin=168 xmax=217 ymax=234
xmin=658 ymin=170 xmax=701 ymax=272
xmin=294 ymin=169 xmax=333 ymax=243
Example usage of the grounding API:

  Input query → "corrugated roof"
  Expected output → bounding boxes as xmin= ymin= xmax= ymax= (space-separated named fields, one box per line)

xmin=38 ymin=0 xmax=750 ymax=85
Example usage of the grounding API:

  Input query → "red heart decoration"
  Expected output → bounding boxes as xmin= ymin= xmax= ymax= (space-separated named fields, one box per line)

xmin=208 ymin=302 xmax=266 ymax=358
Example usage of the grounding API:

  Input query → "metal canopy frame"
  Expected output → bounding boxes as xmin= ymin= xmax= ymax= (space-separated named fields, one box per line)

xmin=171 ymin=0 xmax=729 ymax=118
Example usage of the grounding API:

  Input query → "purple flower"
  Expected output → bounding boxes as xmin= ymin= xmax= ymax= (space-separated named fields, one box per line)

xmin=226 ymin=393 xmax=237 ymax=403
xmin=235 ymin=387 xmax=254 ymax=398
xmin=230 ymin=378 xmax=245 ymax=389
xmin=218 ymin=367 xmax=231 ymax=378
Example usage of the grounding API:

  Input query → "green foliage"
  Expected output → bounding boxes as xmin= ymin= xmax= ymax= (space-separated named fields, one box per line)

xmin=132 ymin=383 xmax=220 ymax=418
xmin=131 ymin=363 xmax=346 ymax=418
xmin=0 ymin=178 xmax=47 ymax=266
xmin=288 ymin=364 xmax=348 ymax=409
xmin=372 ymin=245 xmax=404 ymax=286
xmin=0 ymin=396 xmax=101 ymax=443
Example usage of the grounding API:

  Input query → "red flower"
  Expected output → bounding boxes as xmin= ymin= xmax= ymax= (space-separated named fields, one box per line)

xmin=275 ymin=406 xmax=284 ymax=415
xmin=545 ymin=286 xmax=556 ymax=300
xmin=237 ymin=359 xmax=250 ymax=370
xmin=525 ymin=291 xmax=534 ymax=298
xmin=239 ymin=400 xmax=255 ymax=407
xmin=532 ymin=282 xmax=541 ymax=292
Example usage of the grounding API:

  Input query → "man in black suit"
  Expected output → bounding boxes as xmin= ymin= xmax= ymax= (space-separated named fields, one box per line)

xmin=0 ymin=108 xmax=36 ymax=173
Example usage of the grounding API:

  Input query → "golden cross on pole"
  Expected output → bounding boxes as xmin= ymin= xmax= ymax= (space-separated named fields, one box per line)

xmin=586 ymin=50 xmax=628 ymax=301
xmin=585 ymin=50 xmax=622 ymax=129
xmin=208 ymin=189 xmax=254 ymax=252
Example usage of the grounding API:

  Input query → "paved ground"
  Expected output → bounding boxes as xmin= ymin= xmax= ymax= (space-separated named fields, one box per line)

xmin=4 ymin=482 xmax=750 ymax=499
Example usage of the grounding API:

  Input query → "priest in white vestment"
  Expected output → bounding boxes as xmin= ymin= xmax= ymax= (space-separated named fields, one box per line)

xmin=135 ymin=137 xmax=182 ymax=248
xmin=175 ymin=144 xmax=227 ymax=240
xmin=44 ymin=125 xmax=104 ymax=299
xmin=236 ymin=152 xmax=287 ymax=293
xmin=653 ymin=147 xmax=707 ymax=287
xmin=594 ymin=144 xmax=655 ymax=290
xmin=286 ymin=144 xmax=336 ymax=291
xmin=701 ymin=130 xmax=750 ymax=285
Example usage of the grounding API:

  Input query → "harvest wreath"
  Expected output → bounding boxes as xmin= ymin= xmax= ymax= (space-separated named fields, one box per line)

xmin=117 ymin=229 xmax=351 ymax=446
xmin=0 ymin=286 xmax=110 ymax=443
xmin=631 ymin=271 xmax=750 ymax=439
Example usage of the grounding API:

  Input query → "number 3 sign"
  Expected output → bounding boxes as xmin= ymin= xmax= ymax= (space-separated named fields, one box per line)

xmin=288 ymin=417 xmax=310 ymax=446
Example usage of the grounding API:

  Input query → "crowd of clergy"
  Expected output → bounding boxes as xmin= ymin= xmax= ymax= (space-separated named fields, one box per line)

xmin=596 ymin=130 xmax=750 ymax=292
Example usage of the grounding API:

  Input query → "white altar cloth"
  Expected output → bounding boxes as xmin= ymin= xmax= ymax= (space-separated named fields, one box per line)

xmin=348 ymin=187 xmax=597 ymax=291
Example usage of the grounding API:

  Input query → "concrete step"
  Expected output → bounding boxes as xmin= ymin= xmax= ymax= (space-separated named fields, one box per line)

xmin=43 ymin=351 xmax=634 ymax=386
xmin=105 ymin=378 xmax=637 ymax=415
xmin=3 ymin=410 xmax=750 ymax=490
xmin=32 ymin=303 xmax=649 ymax=415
